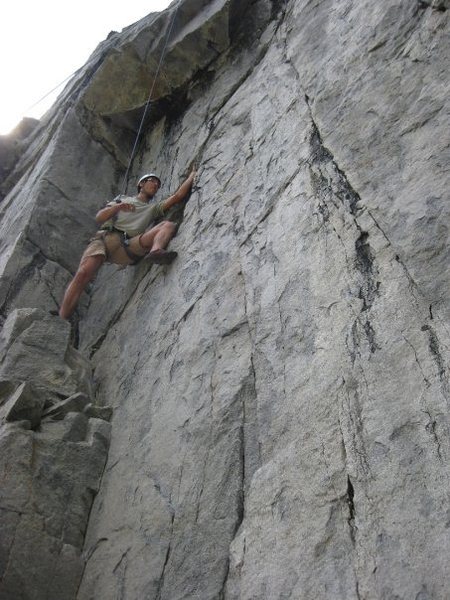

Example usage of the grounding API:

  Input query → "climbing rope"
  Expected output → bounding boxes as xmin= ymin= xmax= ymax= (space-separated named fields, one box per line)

xmin=119 ymin=0 xmax=182 ymax=196
xmin=24 ymin=70 xmax=81 ymax=115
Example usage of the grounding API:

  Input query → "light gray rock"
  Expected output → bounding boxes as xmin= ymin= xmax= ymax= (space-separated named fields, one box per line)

xmin=0 ymin=308 xmax=92 ymax=398
xmin=78 ymin=1 xmax=450 ymax=598
xmin=0 ymin=0 xmax=449 ymax=599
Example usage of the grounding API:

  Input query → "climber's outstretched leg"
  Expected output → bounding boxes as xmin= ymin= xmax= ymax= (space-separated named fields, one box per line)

xmin=139 ymin=220 xmax=178 ymax=264
xmin=59 ymin=255 xmax=105 ymax=320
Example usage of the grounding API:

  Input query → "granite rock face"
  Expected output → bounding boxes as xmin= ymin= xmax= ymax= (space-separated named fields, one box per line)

xmin=0 ymin=1 xmax=449 ymax=599
xmin=0 ymin=310 xmax=110 ymax=599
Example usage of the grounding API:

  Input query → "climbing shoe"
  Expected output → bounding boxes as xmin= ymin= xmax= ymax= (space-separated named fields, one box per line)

xmin=145 ymin=249 xmax=178 ymax=265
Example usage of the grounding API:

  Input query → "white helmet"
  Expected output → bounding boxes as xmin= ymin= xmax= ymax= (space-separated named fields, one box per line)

xmin=137 ymin=173 xmax=161 ymax=190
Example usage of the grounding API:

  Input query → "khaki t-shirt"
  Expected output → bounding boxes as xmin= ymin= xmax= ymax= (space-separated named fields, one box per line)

xmin=102 ymin=195 xmax=166 ymax=237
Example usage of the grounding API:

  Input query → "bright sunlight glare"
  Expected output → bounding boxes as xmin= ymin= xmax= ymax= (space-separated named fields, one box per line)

xmin=0 ymin=1 xmax=173 ymax=135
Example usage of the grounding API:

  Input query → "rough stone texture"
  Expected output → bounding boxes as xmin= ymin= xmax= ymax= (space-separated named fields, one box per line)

xmin=0 ymin=310 xmax=110 ymax=599
xmin=0 ymin=0 xmax=449 ymax=599
xmin=0 ymin=309 xmax=93 ymax=398
xmin=42 ymin=392 xmax=91 ymax=420
xmin=1 ymin=382 xmax=45 ymax=428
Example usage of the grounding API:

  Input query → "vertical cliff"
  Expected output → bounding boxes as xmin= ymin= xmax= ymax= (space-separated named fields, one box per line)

xmin=0 ymin=1 xmax=449 ymax=599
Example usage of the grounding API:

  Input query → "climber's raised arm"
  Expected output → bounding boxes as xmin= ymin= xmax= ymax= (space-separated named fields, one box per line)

xmin=162 ymin=168 xmax=196 ymax=211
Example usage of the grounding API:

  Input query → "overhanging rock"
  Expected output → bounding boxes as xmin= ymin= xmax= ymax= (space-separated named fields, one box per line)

xmin=82 ymin=0 xmax=231 ymax=120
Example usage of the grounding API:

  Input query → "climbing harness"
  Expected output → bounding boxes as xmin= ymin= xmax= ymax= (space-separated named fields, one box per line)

xmin=120 ymin=234 xmax=144 ymax=264
xmin=119 ymin=0 xmax=182 ymax=198
xmin=98 ymin=226 xmax=144 ymax=264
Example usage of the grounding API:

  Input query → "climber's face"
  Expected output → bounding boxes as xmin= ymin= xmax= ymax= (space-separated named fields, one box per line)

xmin=141 ymin=177 xmax=160 ymax=195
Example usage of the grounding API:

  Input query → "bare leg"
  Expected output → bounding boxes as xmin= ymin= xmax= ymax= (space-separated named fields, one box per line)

xmin=59 ymin=255 xmax=105 ymax=320
xmin=139 ymin=221 xmax=177 ymax=252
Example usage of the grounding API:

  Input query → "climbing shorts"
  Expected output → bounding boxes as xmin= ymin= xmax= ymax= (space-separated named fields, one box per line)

xmin=80 ymin=231 xmax=149 ymax=266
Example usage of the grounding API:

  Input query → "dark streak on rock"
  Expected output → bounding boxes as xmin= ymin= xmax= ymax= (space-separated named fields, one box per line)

xmin=425 ymin=326 xmax=450 ymax=401
xmin=363 ymin=320 xmax=379 ymax=354
xmin=418 ymin=0 xmax=448 ymax=11
xmin=355 ymin=233 xmax=379 ymax=312
xmin=346 ymin=476 xmax=357 ymax=544
xmin=155 ymin=512 xmax=175 ymax=600
xmin=424 ymin=411 xmax=443 ymax=462
xmin=403 ymin=334 xmax=431 ymax=388
xmin=306 ymin=106 xmax=362 ymax=216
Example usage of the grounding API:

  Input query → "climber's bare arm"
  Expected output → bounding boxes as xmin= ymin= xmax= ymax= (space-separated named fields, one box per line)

xmin=95 ymin=202 xmax=135 ymax=225
xmin=162 ymin=168 xmax=197 ymax=211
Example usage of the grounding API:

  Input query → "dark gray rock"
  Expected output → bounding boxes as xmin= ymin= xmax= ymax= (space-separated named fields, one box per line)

xmin=42 ymin=392 xmax=90 ymax=420
xmin=83 ymin=403 xmax=113 ymax=422
xmin=0 ymin=379 xmax=20 ymax=404
xmin=2 ymin=382 xmax=45 ymax=428
xmin=0 ymin=310 xmax=110 ymax=599
xmin=0 ymin=117 xmax=39 ymax=200
xmin=0 ymin=416 xmax=110 ymax=599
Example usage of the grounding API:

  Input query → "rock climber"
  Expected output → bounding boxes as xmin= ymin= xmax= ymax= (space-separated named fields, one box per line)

xmin=59 ymin=168 xmax=196 ymax=320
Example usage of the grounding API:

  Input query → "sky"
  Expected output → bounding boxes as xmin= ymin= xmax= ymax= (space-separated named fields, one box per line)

xmin=0 ymin=1 xmax=173 ymax=135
